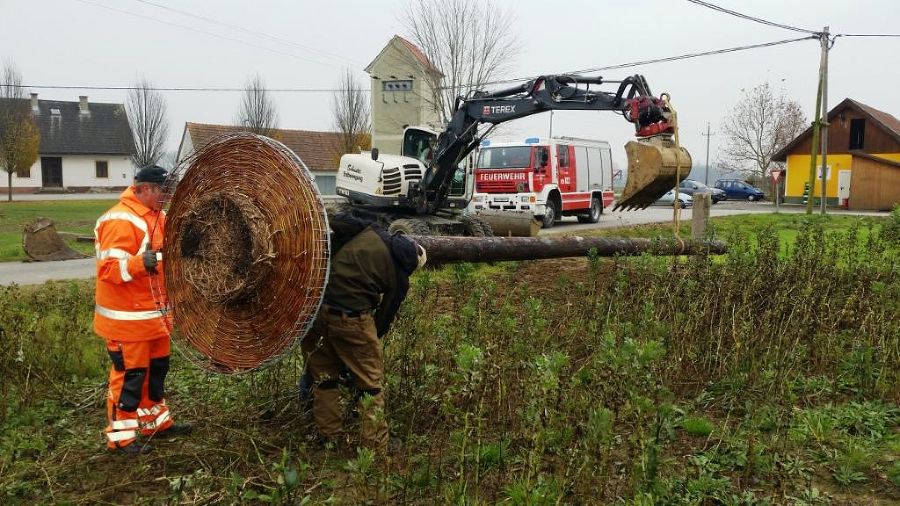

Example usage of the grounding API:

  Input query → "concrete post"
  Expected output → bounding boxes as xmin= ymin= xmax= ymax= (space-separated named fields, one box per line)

xmin=692 ymin=192 xmax=712 ymax=240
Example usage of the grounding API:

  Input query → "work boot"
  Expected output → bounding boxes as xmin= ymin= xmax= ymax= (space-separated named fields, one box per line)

xmin=112 ymin=443 xmax=153 ymax=455
xmin=152 ymin=423 xmax=193 ymax=438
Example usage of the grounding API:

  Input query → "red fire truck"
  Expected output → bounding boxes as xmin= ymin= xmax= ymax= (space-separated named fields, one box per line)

xmin=471 ymin=136 xmax=615 ymax=228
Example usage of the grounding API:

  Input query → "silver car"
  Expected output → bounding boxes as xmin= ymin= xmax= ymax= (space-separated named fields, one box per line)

xmin=652 ymin=189 xmax=693 ymax=209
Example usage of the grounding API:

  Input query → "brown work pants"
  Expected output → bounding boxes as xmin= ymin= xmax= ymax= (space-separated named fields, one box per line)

xmin=301 ymin=310 xmax=387 ymax=451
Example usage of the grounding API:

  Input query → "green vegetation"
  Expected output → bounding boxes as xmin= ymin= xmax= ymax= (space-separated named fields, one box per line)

xmin=1 ymin=215 xmax=898 ymax=504
xmin=0 ymin=200 xmax=112 ymax=260
xmin=681 ymin=416 xmax=715 ymax=438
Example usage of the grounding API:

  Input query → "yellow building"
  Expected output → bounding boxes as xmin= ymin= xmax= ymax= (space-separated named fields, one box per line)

xmin=773 ymin=98 xmax=900 ymax=210
xmin=365 ymin=36 xmax=443 ymax=156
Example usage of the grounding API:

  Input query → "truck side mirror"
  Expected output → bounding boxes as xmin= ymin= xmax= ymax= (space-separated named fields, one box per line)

xmin=371 ymin=148 xmax=379 ymax=161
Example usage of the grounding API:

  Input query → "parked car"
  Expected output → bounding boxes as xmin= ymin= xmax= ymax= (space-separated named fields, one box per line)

xmin=651 ymin=190 xmax=693 ymax=208
xmin=714 ymin=179 xmax=766 ymax=201
xmin=679 ymin=179 xmax=727 ymax=203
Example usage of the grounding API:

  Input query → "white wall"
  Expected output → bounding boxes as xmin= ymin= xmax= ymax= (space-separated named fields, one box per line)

xmin=11 ymin=154 xmax=135 ymax=189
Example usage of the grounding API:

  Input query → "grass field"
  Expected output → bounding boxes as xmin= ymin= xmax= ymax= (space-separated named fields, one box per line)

xmin=0 ymin=198 xmax=889 ymax=263
xmin=1 ymin=211 xmax=897 ymax=504
xmin=0 ymin=200 xmax=111 ymax=260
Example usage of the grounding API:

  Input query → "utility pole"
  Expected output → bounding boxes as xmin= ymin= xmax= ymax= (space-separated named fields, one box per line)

xmin=549 ymin=110 xmax=554 ymax=138
xmin=701 ymin=122 xmax=714 ymax=185
xmin=805 ymin=30 xmax=827 ymax=215
xmin=819 ymin=26 xmax=831 ymax=215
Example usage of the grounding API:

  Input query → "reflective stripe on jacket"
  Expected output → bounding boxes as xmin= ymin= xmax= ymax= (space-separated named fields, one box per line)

xmin=94 ymin=186 xmax=169 ymax=341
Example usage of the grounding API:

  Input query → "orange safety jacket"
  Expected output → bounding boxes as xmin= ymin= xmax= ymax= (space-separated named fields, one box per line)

xmin=93 ymin=187 xmax=169 ymax=342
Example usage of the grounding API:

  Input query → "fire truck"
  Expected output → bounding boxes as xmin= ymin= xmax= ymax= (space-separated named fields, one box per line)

xmin=471 ymin=136 xmax=615 ymax=228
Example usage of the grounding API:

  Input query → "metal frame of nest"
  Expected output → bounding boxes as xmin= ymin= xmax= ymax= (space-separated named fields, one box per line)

xmin=150 ymin=133 xmax=330 ymax=373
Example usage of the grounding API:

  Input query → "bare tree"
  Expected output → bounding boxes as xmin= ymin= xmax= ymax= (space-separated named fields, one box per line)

xmin=402 ymin=0 xmax=518 ymax=124
xmin=720 ymin=82 xmax=807 ymax=191
xmin=237 ymin=74 xmax=278 ymax=137
xmin=0 ymin=63 xmax=40 ymax=202
xmin=126 ymin=76 xmax=169 ymax=168
xmin=332 ymin=67 xmax=370 ymax=160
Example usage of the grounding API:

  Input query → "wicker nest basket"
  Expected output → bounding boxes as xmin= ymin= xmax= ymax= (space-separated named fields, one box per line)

xmin=157 ymin=133 xmax=330 ymax=373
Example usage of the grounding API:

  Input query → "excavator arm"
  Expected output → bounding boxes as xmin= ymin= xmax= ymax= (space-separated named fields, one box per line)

xmin=409 ymin=74 xmax=690 ymax=214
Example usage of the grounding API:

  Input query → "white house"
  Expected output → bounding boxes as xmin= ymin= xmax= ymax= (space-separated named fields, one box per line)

xmin=8 ymin=94 xmax=136 ymax=193
xmin=176 ymin=122 xmax=345 ymax=195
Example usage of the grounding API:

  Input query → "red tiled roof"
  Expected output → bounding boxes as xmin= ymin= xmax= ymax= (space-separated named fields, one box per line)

xmin=183 ymin=123 xmax=344 ymax=171
xmin=395 ymin=36 xmax=440 ymax=74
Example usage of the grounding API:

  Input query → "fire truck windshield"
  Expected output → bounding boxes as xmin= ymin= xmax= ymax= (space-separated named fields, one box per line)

xmin=477 ymin=146 xmax=533 ymax=169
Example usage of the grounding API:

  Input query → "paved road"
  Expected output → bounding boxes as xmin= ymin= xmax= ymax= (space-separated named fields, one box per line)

xmin=0 ymin=199 xmax=886 ymax=286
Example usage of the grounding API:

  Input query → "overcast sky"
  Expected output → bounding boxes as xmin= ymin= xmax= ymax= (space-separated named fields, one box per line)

xmin=3 ymin=0 xmax=899 ymax=177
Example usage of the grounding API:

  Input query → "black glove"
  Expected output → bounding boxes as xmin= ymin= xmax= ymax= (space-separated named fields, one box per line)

xmin=142 ymin=249 xmax=159 ymax=274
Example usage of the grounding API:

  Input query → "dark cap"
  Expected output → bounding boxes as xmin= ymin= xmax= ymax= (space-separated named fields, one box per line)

xmin=134 ymin=165 xmax=168 ymax=185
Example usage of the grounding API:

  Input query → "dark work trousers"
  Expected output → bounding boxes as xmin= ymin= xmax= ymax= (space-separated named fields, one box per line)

xmin=301 ymin=310 xmax=387 ymax=451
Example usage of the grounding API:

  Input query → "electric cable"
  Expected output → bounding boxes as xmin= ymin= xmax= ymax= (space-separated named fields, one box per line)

xmin=73 ymin=0 xmax=340 ymax=68
xmin=130 ymin=0 xmax=360 ymax=66
xmin=475 ymin=35 xmax=817 ymax=88
xmin=684 ymin=0 xmax=818 ymax=34
xmin=10 ymin=84 xmax=367 ymax=93
xmin=834 ymin=33 xmax=900 ymax=38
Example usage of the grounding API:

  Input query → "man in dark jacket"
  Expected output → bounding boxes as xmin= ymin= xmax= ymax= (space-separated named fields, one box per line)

xmin=301 ymin=215 xmax=425 ymax=451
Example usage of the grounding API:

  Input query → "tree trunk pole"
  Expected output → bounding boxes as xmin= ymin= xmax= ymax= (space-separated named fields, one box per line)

xmin=412 ymin=235 xmax=726 ymax=264
xmin=805 ymin=31 xmax=826 ymax=215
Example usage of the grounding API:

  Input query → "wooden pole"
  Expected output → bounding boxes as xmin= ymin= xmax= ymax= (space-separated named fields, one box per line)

xmin=819 ymin=26 xmax=830 ymax=215
xmin=412 ymin=235 xmax=726 ymax=264
xmin=806 ymin=31 xmax=826 ymax=215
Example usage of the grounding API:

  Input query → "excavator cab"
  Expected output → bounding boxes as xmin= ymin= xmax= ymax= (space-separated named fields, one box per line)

xmin=616 ymin=135 xmax=693 ymax=211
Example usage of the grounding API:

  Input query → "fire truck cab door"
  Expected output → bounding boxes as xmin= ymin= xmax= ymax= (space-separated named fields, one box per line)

xmin=556 ymin=145 xmax=575 ymax=193
xmin=574 ymin=146 xmax=589 ymax=192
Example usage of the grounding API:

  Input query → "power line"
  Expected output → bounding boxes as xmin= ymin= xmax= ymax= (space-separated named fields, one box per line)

xmin=470 ymin=36 xmax=816 ymax=89
xmin=13 ymin=36 xmax=816 ymax=94
xmin=834 ymin=33 xmax=900 ymax=38
xmin=684 ymin=0 xmax=818 ymax=34
xmin=130 ymin=0 xmax=360 ymax=66
xmin=73 ymin=0 xmax=339 ymax=68
xmin=566 ymin=36 xmax=816 ymax=75
xmin=10 ymin=84 xmax=367 ymax=93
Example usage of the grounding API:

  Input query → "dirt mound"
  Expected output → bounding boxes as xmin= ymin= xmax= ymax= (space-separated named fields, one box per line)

xmin=22 ymin=218 xmax=90 ymax=261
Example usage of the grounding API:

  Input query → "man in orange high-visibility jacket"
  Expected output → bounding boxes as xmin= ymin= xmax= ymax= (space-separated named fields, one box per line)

xmin=94 ymin=165 xmax=191 ymax=455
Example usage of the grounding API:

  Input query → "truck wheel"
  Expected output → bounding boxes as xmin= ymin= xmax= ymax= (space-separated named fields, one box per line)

xmin=541 ymin=199 xmax=559 ymax=229
xmin=389 ymin=219 xmax=431 ymax=236
xmin=577 ymin=197 xmax=602 ymax=224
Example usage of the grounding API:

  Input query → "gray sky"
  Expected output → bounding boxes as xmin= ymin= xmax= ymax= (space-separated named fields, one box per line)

xmin=3 ymin=0 xmax=899 ymax=177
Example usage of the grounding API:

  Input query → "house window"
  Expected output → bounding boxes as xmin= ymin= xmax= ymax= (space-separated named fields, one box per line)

xmin=849 ymin=119 xmax=865 ymax=150
xmin=95 ymin=160 xmax=108 ymax=178
xmin=16 ymin=167 xmax=31 ymax=178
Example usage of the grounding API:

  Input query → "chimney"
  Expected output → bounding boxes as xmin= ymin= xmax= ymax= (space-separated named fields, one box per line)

xmin=30 ymin=93 xmax=38 ymax=112
xmin=79 ymin=95 xmax=90 ymax=115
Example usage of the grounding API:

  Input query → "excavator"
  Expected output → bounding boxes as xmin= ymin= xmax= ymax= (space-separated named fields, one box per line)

xmin=335 ymin=74 xmax=692 ymax=236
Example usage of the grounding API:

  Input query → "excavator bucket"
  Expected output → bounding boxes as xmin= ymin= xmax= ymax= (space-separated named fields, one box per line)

xmin=475 ymin=209 xmax=542 ymax=237
xmin=614 ymin=137 xmax=693 ymax=211
xmin=22 ymin=218 xmax=91 ymax=261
